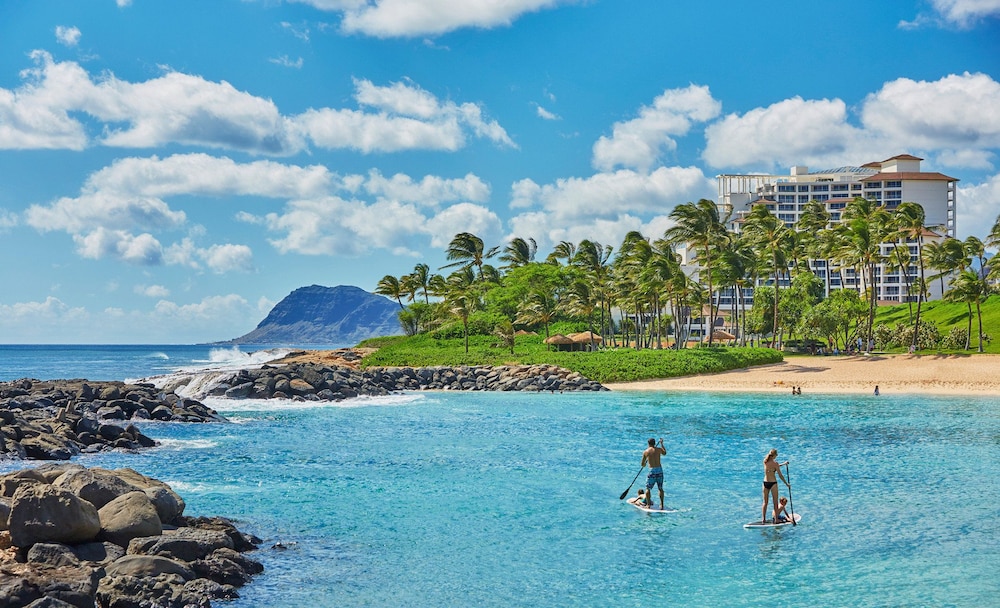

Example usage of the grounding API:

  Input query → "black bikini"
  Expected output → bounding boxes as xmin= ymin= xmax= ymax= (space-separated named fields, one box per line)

xmin=763 ymin=481 xmax=777 ymax=490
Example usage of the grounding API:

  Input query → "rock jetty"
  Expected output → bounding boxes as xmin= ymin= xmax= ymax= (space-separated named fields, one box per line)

xmin=161 ymin=362 xmax=608 ymax=401
xmin=0 ymin=379 xmax=226 ymax=461
xmin=0 ymin=464 xmax=262 ymax=608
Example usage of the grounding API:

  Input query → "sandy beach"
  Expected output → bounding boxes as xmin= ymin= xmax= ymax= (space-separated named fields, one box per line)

xmin=605 ymin=354 xmax=1000 ymax=396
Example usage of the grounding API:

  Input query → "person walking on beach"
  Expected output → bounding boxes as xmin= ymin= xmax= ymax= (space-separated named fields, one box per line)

xmin=874 ymin=385 xmax=880 ymax=396
xmin=761 ymin=448 xmax=789 ymax=523
xmin=642 ymin=438 xmax=667 ymax=509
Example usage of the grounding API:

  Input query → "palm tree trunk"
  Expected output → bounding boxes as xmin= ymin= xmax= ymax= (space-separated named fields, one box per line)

xmin=966 ymin=303 xmax=972 ymax=350
xmin=976 ymin=300 xmax=984 ymax=352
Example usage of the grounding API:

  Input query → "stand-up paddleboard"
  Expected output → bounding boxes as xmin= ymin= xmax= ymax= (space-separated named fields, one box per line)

xmin=628 ymin=500 xmax=678 ymax=514
xmin=743 ymin=513 xmax=801 ymax=528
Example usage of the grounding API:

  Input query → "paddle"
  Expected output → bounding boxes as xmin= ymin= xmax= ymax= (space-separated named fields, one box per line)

xmin=784 ymin=462 xmax=796 ymax=526
xmin=619 ymin=466 xmax=644 ymax=500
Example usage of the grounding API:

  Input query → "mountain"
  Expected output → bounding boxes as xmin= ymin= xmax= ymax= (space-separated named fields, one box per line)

xmin=225 ymin=285 xmax=403 ymax=345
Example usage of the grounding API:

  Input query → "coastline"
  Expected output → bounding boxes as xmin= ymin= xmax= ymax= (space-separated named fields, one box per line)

xmin=604 ymin=353 xmax=1000 ymax=396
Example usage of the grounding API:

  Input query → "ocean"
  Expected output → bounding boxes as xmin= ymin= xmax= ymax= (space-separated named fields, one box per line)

xmin=1 ymin=345 xmax=998 ymax=607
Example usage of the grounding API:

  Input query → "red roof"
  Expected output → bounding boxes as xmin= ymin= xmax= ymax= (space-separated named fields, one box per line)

xmin=861 ymin=172 xmax=958 ymax=182
xmin=882 ymin=153 xmax=923 ymax=162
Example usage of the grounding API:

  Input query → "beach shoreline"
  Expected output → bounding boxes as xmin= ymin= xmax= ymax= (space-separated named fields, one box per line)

xmin=604 ymin=353 xmax=1000 ymax=396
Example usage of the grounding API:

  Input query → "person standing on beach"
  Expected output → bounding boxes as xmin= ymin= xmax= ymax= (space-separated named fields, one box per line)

xmin=641 ymin=438 xmax=667 ymax=509
xmin=762 ymin=448 xmax=789 ymax=523
xmin=874 ymin=385 xmax=880 ymax=396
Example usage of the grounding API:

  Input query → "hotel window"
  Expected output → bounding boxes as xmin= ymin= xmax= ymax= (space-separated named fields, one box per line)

xmin=798 ymin=185 xmax=809 ymax=192
xmin=813 ymin=194 xmax=829 ymax=202
xmin=865 ymin=181 xmax=881 ymax=189
xmin=778 ymin=185 xmax=795 ymax=192
xmin=778 ymin=214 xmax=795 ymax=223
xmin=885 ymin=190 xmax=902 ymax=199
xmin=811 ymin=185 xmax=829 ymax=192
xmin=830 ymin=212 xmax=841 ymax=221
xmin=830 ymin=202 xmax=846 ymax=209
xmin=778 ymin=195 xmax=795 ymax=204
xmin=851 ymin=184 xmax=862 ymax=190
xmin=886 ymin=181 xmax=901 ymax=188
xmin=832 ymin=184 xmax=849 ymax=192
xmin=778 ymin=204 xmax=796 ymax=211
xmin=798 ymin=195 xmax=810 ymax=203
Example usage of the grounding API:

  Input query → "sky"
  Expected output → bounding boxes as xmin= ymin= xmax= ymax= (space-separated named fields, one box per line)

xmin=1 ymin=0 xmax=999 ymax=344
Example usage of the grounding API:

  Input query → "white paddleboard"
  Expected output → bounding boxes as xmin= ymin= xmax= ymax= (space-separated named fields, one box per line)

xmin=743 ymin=513 xmax=801 ymax=528
xmin=628 ymin=500 xmax=678 ymax=514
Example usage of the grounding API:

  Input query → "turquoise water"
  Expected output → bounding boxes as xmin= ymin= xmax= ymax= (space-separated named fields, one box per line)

xmin=6 ymin=387 xmax=996 ymax=607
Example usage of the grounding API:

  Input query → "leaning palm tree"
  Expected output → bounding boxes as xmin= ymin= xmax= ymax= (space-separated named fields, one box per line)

xmin=840 ymin=197 xmax=892 ymax=349
xmin=442 ymin=267 xmax=479 ymax=354
xmin=561 ymin=279 xmax=599 ymax=351
xmin=375 ymin=275 xmax=405 ymax=309
xmin=741 ymin=205 xmax=793 ymax=349
xmin=515 ymin=289 xmax=559 ymax=344
xmin=404 ymin=263 xmax=433 ymax=304
xmin=945 ymin=269 xmax=991 ymax=352
xmin=572 ymin=239 xmax=614 ymax=345
xmin=663 ymin=199 xmax=728 ymax=345
xmin=440 ymin=232 xmax=499 ymax=280
xmin=892 ymin=202 xmax=929 ymax=351
xmin=546 ymin=240 xmax=577 ymax=265
xmin=499 ymin=237 xmax=538 ymax=269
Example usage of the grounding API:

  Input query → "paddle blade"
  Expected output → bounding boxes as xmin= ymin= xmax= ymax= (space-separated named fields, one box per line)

xmin=619 ymin=489 xmax=630 ymax=500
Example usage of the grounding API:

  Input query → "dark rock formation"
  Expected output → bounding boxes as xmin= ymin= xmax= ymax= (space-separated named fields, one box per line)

xmin=0 ymin=464 xmax=262 ymax=608
xmin=0 ymin=379 xmax=226 ymax=462
xmin=223 ymin=284 xmax=402 ymax=345
xmin=160 ymin=361 xmax=608 ymax=402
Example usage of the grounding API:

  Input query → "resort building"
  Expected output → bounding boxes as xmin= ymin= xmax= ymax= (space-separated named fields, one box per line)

xmin=714 ymin=154 xmax=958 ymax=307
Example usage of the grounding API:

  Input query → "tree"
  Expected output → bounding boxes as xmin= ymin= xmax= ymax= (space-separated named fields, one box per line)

xmin=404 ymin=263 xmax=433 ymax=304
xmin=742 ymin=205 xmax=793 ymax=349
xmin=441 ymin=232 xmax=499 ymax=280
xmin=442 ymin=267 xmax=479 ymax=353
xmin=664 ymin=199 xmax=729 ymax=346
xmin=499 ymin=237 xmax=538 ymax=269
xmin=375 ymin=275 xmax=405 ymax=309
xmin=840 ymin=197 xmax=891 ymax=350
xmin=572 ymin=240 xmax=614 ymax=346
xmin=892 ymin=202 xmax=928 ymax=351
xmin=561 ymin=279 xmax=599 ymax=351
xmin=945 ymin=269 xmax=991 ymax=352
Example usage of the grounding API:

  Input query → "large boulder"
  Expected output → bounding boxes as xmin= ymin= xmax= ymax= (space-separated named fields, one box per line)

xmin=98 ymin=491 xmax=162 ymax=548
xmin=53 ymin=469 xmax=141 ymax=510
xmin=8 ymin=484 xmax=101 ymax=548
xmin=104 ymin=555 xmax=194 ymax=581
xmin=128 ymin=528 xmax=233 ymax=562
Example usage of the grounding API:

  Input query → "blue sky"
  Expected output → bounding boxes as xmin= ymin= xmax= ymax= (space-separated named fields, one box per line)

xmin=1 ymin=0 xmax=999 ymax=344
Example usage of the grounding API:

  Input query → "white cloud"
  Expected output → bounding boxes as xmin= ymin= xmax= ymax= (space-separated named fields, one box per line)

xmin=116 ymin=0 xmax=133 ymax=7
xmin=269 ymin=55 xmax=304 ymax=69
xmin=957 ymin=172 xmax=1000 ymax=242
xmin=200 ymin=243 xmax=255 ymax=273
xmin=1 ymin=54 xmax=511 ymax=155
xmin=593 ymin=85 xmax=721 ymax=172
xmin=135 ymin=284 xmax=171 ymax=298
xmin=424 ymin=202 xmax=503 ymax=248
xmin=510 ymin=166 xmax=715 ymax=221
xmin=536 ymin=105 xmax=559 ymax=120
xmin=703 ymin=73 xmax=1000 ymax=172
xmin=861 ymin=72 xmax=1000 ymax=150
xmin=296 ymin=79 xmax=514 ymax=152
xmin=55 ymin=26 xmax=82 ymax=47
xmin=508 ymin=212 xmax=674 ymax=253
xmin=0 ymin=208 xmax=18 ymax=231
xmin=74 ymin=228 xmax=164 ymax=265
xmin=329 ymin=0 xmax=573 ymax=38
xmin=358 ymin=170 xmax=490 ymax=206
xmin=930 ymin=0 xmax=1000 ymax=27
xmin=703 ymin=97 xmax=865 ymax=170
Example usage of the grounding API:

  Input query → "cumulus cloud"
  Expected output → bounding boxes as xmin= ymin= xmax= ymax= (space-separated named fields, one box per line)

xmin=357 ymin=170 xmax=490 ymax=206
xmin=593 ymin=85 xmax=721 ymax=172
xmin=0 ymin=53 xmax=511 ymax=154
xmin=296 ymin=79 xmax=514 ymax=152
xmin=957 ymin=172 xmax=1000 ymax=242
xmin=135 ymin=284 xmax=170 ymax=298
xmin=902 ymin=0 xmax=1000 ymax=28
xmin=536 ymin=105 xmax=559 ymax=120
xmin=424 ymin=202 xmax=504 ymax=248
xmin=55 ymin=26 xmax=81 ymax=47
xmin=508 ymin=212 xmax=675 ymax=253
xmin=0 ymin=209 xmax=18 ymax=231
xmin=702 ymin=73 xmax=1000 ymax=172
xmin=510 ymin=166 xmax=714 ymax=221
xmin=73 ymin=228 xmax=164 ymax=265
xmin=298 ymin=0 xmax=575 ymax=38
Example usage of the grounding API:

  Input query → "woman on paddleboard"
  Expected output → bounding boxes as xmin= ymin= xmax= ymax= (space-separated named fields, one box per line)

xmin=762 ymin=448 xmax=789 ymax=524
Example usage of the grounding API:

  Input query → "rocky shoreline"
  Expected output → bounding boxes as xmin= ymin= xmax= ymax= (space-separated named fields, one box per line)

xmin=159 ymin=361 xmax=608 ymax=401
xmin=0 ymin=379 xmax=225 ymax=462
xmin=0 ymin=464 xmax=262 ymax=608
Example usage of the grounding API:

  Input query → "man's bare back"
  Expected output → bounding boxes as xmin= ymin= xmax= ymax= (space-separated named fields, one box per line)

xmin=642 ymin=439 xmax=665 ymax=467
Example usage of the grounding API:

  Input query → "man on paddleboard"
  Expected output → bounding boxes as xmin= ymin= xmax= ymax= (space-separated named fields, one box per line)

xmin=641 ymin=438 xmax=666 ymax=509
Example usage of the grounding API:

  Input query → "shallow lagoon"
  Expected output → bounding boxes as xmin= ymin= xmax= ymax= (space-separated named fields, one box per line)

xmin=6 ymin=388 xmax=992 ymax=607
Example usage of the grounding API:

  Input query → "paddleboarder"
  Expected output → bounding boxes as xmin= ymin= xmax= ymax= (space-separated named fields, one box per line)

xmin=641 ymin=438 xmax=666 ymax=509
xmin=762 ymin=448 xmax=789 ymax=524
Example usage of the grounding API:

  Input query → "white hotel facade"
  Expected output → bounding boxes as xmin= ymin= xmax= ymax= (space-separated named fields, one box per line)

xmin=709 ymin=154 xmax=958 ymax=312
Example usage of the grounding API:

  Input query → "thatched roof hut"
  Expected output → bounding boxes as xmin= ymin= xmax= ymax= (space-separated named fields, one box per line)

xmin=568 ymin=331 xmax=603 ymax=344
xmin=711 ymin=329 xmax=736 ymax=341
xmin=515 ymin=329 xmax=538 ymax=336
xmin=543 ymin=334 xmax=574 ymax=345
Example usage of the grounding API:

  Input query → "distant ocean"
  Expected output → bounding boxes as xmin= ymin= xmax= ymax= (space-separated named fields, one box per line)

xmin=1 ymin=345 xmax=998 ymax=607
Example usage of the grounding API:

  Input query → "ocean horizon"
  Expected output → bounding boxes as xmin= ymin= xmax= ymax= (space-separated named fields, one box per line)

xmin=2 ymin=345 xmax=998 ymax=607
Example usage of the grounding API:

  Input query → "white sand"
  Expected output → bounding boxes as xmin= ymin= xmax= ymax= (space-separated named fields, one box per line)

xmin=604 ymin=354 xmax=1000 ymax=396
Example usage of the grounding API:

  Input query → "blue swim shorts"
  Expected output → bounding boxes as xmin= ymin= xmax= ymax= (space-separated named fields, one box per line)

xmin=646 ymin=466 xmax=663 ymax=491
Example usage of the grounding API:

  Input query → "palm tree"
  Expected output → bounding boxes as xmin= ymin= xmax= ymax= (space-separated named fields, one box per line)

xmin=441 ymin=232 xmax=499 ymax=280
xmin=742 ymin=205 xmax=793 ymax=349
xmin=546 ymin=240 xmax=577 ymax=265
xmin=664 ymin=199 xmax=728 ymax=345
xmin=886 ymin=244 xmax=916 ymax=322
xmin=892 ymin=202 xmax=928 ymax=351
xmin=561 ymin=279 xmax=599 ymax=351
xmin=375 ymin=275 xmax=405 ymax=309
xmin=572 ymin=239 xmax=614 ymax=345
xmin=797 ymin=200 xmax=832 ymax=296
xmin=404 ymin=263 xmax=433 ymax=304
xmin=442 ymin=267 xmax=479 ymax=354
xmin=945 ymin=270 xmax=991 ymax=352
xmin=499 ymin=237 xmax=538 ymax=269
xmin=840 ymin=197 xmax=892 ymax=349
xmin=516 ymin=289 xmax=560 ymax=344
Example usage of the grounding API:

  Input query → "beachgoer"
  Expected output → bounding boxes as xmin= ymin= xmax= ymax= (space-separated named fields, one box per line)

xmin=627 ymin=488 xmax=649 ymax=507
xmin=874 ymin=385 xmax=880 ymax=396
xmin=642 ymin=438 xmax=667 ymax=510
xmin=775 ymin=497 xmax=791 ymax=523
xmin=761 ymin=448 xmax=789 ymax=523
